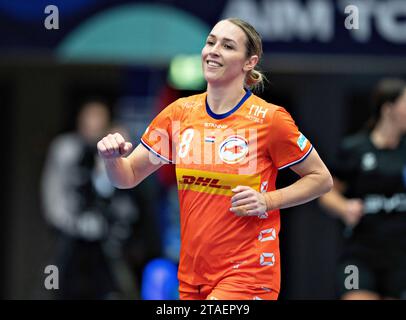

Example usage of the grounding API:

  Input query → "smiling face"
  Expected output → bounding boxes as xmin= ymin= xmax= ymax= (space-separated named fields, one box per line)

xmin=201 ymin=20 xmax=257 ymax=87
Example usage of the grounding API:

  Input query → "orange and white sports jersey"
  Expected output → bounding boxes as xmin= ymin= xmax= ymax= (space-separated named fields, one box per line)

xmin=141 ymin=90 xmax=313 ymax=294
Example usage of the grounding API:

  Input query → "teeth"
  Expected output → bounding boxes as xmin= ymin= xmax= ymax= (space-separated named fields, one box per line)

xmin=207 ymin=61 xmax=222 ymax=67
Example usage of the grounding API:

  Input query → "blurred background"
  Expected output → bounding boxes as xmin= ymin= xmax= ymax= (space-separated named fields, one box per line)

xmin=1 ymin=0 xmax=405 ymax=299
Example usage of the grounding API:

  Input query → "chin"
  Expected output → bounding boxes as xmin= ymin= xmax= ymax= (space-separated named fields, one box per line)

xmin=204 ymin=72 xmax=224 ymax=84
xmin=206 ymin=79 xmax=224 ymax=87
xmin=204 ymin=75 xmax=217 ymax=83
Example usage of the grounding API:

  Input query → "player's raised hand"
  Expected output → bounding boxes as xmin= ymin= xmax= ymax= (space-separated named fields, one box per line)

xmin=97 ymin=132 xmax=133 ymax=159
xmin=230 ymin=185 xmax=267 ymax=217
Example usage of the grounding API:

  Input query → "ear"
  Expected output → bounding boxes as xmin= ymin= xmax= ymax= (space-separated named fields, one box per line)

xmin=243 ymin=55 xmax=259 ymax=72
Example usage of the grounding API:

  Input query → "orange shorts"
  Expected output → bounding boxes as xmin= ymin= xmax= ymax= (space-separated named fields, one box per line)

xmin=179 ymin=278 xmax=279 ymax=300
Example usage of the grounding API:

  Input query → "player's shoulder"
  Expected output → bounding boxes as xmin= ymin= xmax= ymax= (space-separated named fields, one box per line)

xmin=249 ymin=94 xmax=281 ymax=110
xmin=248 ymin=93 xmax=290 ymax=123
xmin=249 ymin=93 xmax=284 ymax=112
xmin=158 ymin=92 xmax=205 ymax=119
xmin=172 ymin=92 xmax=206 ymax=110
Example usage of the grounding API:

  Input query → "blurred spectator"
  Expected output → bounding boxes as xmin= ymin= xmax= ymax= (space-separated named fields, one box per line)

xmin=41 ymin=99 xmax=160 ymax=299
xmin=319 ymin=78 xmax=406 ymax=299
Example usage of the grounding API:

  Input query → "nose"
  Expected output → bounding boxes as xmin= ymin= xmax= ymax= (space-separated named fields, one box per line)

xmin=208 ymin=43 xmax=221 ymax=56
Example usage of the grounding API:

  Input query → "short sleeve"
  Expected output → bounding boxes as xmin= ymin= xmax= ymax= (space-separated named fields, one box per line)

xmin=268 ymin=107 xmax=313 ymax=170
xmin=141 ymin=101 xmax=177 ymax=164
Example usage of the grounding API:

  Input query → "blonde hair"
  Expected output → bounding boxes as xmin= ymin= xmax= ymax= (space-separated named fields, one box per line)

xmin=226 ymin=18 xmax=267 ymax=92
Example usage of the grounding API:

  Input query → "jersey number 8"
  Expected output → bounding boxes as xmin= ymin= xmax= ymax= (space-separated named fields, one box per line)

xmin=178 ymin=128 xmax=194 ymax=158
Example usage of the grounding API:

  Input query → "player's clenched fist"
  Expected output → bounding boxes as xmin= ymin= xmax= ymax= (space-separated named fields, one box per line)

xmin=230 ymin=185 xmax=267 ymax=217
xmin=97 ymin=132 xmax=133 ymax=159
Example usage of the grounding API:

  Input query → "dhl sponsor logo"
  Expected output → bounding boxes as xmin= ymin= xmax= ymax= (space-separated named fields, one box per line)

xmin=176 ymin=168 xmax=260 ymax=196
xmin=178 ymin=175 xmax=231 ymax=190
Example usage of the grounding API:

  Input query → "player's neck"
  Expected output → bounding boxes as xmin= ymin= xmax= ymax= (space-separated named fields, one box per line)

xmin=206 ymin=81 xmax=246 ymax=114
xmin=371 ymin=120 xmax=402 ymax=149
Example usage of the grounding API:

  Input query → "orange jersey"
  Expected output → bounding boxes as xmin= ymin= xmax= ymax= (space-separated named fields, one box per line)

xmin=141 ymin=90 xmax=313 ymax=294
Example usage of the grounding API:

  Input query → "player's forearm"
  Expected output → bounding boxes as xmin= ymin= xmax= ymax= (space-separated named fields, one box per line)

xmin=103 ymin=157 xmax=136 ymax=189
xmin=265 ymin=170 xmax=333 ymax=210
xmin=318 ymin=187 xmax=349 ymax=219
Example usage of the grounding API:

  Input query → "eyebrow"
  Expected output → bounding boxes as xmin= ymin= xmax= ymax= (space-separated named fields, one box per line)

xmin=208 ymin=34 xmax=237 ymax=45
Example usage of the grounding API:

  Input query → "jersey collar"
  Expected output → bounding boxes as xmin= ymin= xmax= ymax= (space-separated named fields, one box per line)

xmin=205 ymin=89 xmax=252 ymax=120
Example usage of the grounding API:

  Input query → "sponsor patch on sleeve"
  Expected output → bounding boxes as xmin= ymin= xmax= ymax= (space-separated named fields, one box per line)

xmin=297 ymin=133 xmax=308 ymax=151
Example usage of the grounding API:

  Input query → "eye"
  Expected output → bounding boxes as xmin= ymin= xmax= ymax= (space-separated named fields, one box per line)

xmin=206 ymin=40 xmax=215 ymax=46
xmin=224 ymin=44 xmax=234 ymax=49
